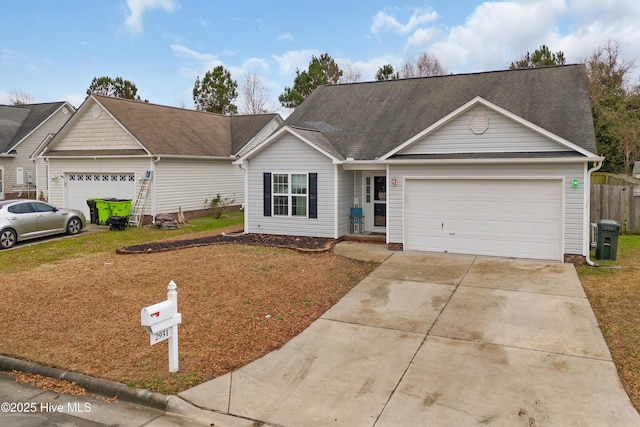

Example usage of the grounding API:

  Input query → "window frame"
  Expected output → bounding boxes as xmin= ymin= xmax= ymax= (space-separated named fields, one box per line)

xmin=272 ymin=172 xmax=309 ymax=217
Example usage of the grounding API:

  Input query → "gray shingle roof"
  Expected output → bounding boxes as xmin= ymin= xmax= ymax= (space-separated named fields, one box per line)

xmin=0 ymin=102 xmax=66 ymax=153
xmin=94 ymin=95 xmax=278 ymax=157
xmin=282 ymin=65 xmax=597 ymax=160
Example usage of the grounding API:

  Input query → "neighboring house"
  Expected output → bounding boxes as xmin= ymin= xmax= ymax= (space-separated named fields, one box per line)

xmin=236 ymin=65 xmax=602 ymax=262
xmin=634 ymin=161 xmax=640 ymax=178
xmin=0 ymin=102 xmax=74 ymax=200
xmin=41 ymin=95 xmax=281 ymax=221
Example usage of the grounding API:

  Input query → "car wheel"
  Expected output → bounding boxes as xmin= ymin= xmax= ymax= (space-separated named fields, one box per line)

xmin=0 ymin=229 xmax=17 ymax=249
xmin=67 ymin=217 xmax=82 ymax=235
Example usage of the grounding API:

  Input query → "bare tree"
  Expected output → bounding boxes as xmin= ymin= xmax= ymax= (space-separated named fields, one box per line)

xmin=398 ymin=52 xmax=446 ymax=78
xmin=582 ymin=40 xmax=635 ymax=103
xmin=240 ymin=73 xmax=270 ymax=114
xmin=339 ymin=64 xmax=362 ymax=84
xmin=9 ymin=89 xmax=34 ymax=105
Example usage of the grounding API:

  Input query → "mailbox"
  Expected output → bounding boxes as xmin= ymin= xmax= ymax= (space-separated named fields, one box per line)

xmin=141 ymin=280 xmax=181 ymax=372
xmin=141 ymin=300 xmax=175 ymax=326
xmin=141 ymin=300 xmax=181 ymax=333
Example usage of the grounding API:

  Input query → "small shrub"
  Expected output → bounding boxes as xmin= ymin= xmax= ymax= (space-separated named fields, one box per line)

xmin=210 ymin=193 xmax=235 ymax=219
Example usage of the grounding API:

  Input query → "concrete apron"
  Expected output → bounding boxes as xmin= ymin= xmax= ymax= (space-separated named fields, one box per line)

xmin=177 ymin=248 xmax=640 ymax=427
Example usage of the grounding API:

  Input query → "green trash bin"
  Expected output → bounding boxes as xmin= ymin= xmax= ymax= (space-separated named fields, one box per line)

xmin=108 ymin=199 xmax=132 ymax=217
xmin=94 ymin=199 xmax=114 ymax=225
xmin=595 ymin=219 xmax=621 ymax=260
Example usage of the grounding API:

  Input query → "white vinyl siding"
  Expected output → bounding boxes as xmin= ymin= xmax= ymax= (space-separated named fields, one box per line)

xmin=246 ymin=134 xmax=335 ymax=238
xmin=400 ymin=105 xmax=571 ymax=155
xmin=153 ymin=158 xmax=242 ymax=214
xmin=51 ymin=100 xmax=142 ymax=151
xmin=388 ymin=162 xmax=586 ymax=256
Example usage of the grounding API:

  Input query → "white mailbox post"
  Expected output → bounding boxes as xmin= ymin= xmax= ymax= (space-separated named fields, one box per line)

xmin=141 ymin=280 xmax=181 ymax=372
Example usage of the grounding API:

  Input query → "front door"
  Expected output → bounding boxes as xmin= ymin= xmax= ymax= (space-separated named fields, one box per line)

xmin=0 ymin=166 xmax=4 ymax=199
xmin=363 ymin=173 xmax=386 ymax=232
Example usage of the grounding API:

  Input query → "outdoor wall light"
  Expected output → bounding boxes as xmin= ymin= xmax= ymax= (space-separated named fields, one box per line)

xmin=391 ymin=177 xmax=397 ymax=185
xmin=572 ymin=179 xmax=579 ymax=187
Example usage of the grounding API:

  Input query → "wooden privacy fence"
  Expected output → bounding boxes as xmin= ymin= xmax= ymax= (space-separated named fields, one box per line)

xmin=590 ymin=173 xmax=640 ymax=234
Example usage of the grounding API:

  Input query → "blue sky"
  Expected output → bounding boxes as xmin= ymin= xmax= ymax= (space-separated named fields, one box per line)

xmin=2 ymin=0 xmax=639 ymax=115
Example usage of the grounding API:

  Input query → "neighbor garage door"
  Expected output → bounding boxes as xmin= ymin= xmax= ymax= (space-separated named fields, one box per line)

xmin=405 ymin=179 xmax=562 ymax=261
xmin=65 ymin=173 xmax=136 ymax=219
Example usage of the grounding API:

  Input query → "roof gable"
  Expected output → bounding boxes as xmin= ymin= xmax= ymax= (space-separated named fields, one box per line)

xmin=46 ymin=95 xmax=280 ymax=158
xmin=0 ymin=102 xmax=68 ymax=153
xmin=282 ymin=65 xmax=598 ymax=160
xmin=94 ymin=95 xmax=232 ymax=157
xmin=236 ymin=125 xmax=344 ymax=164
xmin=385 ymin=97 xmax=595 ymax=159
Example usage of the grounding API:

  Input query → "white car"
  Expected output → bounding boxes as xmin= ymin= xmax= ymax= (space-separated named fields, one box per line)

xmin=0 ymin=199 xmax=86 ymax=249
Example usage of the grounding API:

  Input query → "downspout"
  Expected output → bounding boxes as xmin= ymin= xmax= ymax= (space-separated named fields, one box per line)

xmin=334 ymin=164 xmax=339 ymax=239
xmin=585 ymin=160 xmax=603 ymax=267
xmin=241 ymin=160 xmax=249 ymax=234
xmin=152 ymin=157 xmax=161 ymax=222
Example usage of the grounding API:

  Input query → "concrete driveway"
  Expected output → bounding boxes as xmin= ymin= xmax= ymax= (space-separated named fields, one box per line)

xmin=175 ymin=242 xmax=640 ymax=426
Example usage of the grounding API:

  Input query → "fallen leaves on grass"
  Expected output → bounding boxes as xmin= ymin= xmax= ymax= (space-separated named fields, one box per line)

xmin=0 ymin=244 xmax=375 ymax=394
xmin=578 ymin=236 xmax=640 ymax=411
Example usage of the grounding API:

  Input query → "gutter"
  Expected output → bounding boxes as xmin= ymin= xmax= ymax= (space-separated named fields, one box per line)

xmin=585 ymin=160 xmax=603 ymax=267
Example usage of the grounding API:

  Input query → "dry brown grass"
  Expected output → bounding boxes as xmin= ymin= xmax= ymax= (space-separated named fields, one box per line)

xmin=0 ymin=242 xmax=375 ymax=394
xmin=578 ymin=235 xmax=640 ymax=410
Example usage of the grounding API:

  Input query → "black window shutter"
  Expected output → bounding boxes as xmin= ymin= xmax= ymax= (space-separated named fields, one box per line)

xmin=309 ymin=173 xmax=317 ymax=219
xmin=263 ymin=172 xmax=271 ymax=217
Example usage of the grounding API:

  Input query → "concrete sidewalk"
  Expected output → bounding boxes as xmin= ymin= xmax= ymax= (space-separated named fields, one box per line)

xmin=176 ymin=242 xmax=640 ymax=426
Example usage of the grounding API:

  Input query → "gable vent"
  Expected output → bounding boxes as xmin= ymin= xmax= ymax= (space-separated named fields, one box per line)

xmin=470 ymin=113 xmax=489 ymax=134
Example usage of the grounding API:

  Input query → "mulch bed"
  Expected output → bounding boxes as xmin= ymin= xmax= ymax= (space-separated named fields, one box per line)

xmin=117 ymin=233 xmax=335 ymax=254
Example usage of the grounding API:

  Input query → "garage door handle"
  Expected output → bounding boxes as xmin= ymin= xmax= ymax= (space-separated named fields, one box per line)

xmin=449 ymin=232 xmax=456 ymax=236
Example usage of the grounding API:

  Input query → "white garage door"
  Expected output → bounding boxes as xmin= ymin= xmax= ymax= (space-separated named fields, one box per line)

xmin=65 ymin=173 xmax=136 ymax=219
xmin=405 ymin=179 xmax=563 ymax=261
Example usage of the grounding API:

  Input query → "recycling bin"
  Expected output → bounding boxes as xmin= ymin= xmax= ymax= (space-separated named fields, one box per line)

xmin=108 ymin=199 xmax=132 ymax=217
xmin=86 ymin=198 xmax=99 ymax=224
xmin=94 ymin=199 xmax=113 ymax=225
xmin=595 ymin=219 xmax=621 ymax=261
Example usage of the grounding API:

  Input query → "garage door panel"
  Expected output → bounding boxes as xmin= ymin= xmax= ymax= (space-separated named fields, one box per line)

xmin=406 ymin=179 xmax=562 ymax=261
xmin=65 ymin=173 xmax=136 ymax=219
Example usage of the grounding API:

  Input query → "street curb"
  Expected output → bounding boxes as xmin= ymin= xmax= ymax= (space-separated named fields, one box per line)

xmin=0 ymin=355 xmax=169 ymax=410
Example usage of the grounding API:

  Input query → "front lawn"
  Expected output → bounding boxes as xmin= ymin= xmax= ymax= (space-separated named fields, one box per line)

xmin=578 ymin=235 xmax=640 ymax=410
xmin=0 ymin=214 xmax=375 ymax=394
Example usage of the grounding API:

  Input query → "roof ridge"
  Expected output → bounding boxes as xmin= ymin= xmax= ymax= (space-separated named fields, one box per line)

xmin=321 ymin=63 xmax=584 ymax=88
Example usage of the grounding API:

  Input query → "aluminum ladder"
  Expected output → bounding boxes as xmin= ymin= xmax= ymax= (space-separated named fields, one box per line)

xmin=129 ymin=171 xmax=152 ymax=228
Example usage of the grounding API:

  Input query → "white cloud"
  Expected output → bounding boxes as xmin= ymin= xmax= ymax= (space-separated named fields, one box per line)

xmin=242 ymin=57 xmax=270 ymax=73
xmin=428 ymin=0 xmax=567 ymax=72
xmin=338 ymin=54 xmax=404 ymax=81
xmin=371 ymin=8 xmax=438 ymax=36
xmin=278 ymin=33 xmax=294 ymax=41
xmin=171 ymin=44 xmax=216 ymax=63
xmin=125 ymin=0 xmax=178 ymax=34
xmin=1 ymin=47 xmax=39 ymax=72
xmin=171 ymin=44 xmax=223 ymax=80
xmin=271 ymin=49 xmax=319 ymax=75
xmin=405 ymin=27 xmax=441 ymax=50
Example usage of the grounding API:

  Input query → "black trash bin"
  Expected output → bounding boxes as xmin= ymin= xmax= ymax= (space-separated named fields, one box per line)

xmin=106 ymin=215 xmax=129 ymax=231
xmin=86 ymin=198 xmax=99 ymax=224
xmin=595 ymin=219 xmax=621 ymax=260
